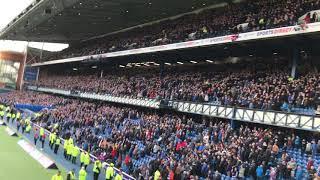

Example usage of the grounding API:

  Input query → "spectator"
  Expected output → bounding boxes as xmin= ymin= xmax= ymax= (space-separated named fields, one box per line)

xmin=295 ymin=166 xmax=303 ymax=179
xmin=37 ymin=0 xmax=320 ymax=62
xmin=2 ymin=91 xmax=320 ymax=179
xmin=34 ymin=57 xmax=320 ymax=115
xmin=311 ymin=12 xmax=318 ymax=23
xmin=304 ymin=12 xmax=311 ymax=24
xmin=256 ymin=165 xmax=264 ymax=179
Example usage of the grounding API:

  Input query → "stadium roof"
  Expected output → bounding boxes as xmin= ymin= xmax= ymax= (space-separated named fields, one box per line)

xmin=0 ymin=0 xmax=229 ymax=43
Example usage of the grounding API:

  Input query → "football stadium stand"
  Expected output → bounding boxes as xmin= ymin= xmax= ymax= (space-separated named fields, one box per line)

xmin=1 ymin=0 xmax=320 ymax=179
xmin=27 ymin=0 xmax=320 ymax=61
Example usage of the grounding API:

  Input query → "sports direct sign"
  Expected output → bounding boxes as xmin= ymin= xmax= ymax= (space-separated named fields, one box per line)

xmin=31 ymin=22 xmax=320 ymax=67
xmin=17 ymin=140 xmax=57 ymax=169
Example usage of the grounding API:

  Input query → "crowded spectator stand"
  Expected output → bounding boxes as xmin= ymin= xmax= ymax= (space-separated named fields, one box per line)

xmin=33 ymin=58 xmax=320 ymax=116
xmin=1 ymin=92 xmax=320 ymax=179
xmin=34 ymin=0 xmax=320 ymax=62
xmin=1 ymin=0 xmax=320 ymax=179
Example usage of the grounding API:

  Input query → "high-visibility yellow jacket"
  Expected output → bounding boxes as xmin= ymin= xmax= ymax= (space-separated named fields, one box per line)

xmin=25 ymin=118 xmax=31 ymax=125
xmin=105 ymin=167 xmax=114 ymax=179
xmin=68 ymin=138 xmax=74 ymax=145
xmin=67 ymin=171 xmax=76 ymax=180
xmin=84 ymin=153 xmax=90 ymax=165
xmin=51 ymin=174 xmax=63 ymax=180
xmin=55 ymin=138 xmax=61 ymax=145
xmin=52 ymin=133 xmax=57 ymax=143
xmin=154 ymin=170 xmax=161 ymax=180
xmin=67 ymin=143 xmax=73 ymax=155
xmin=114 ymin=174 xmax=123 ymax=180
xmin=49 ymin=133 xmax=53 ymax=143
xmin=64 ymin=140 xmax=68 ymax=150
xmin=79 ymin=169 xmax=87 ymax=180
xmin=93 ymin=160 xmax=102 ymax=173
xmin=72 ymin=146 xmax=80 ymax=157
xmin=25 ymin=124 xmax=32 ymax=132
xmin=80 ymin=152 xmax=85 ymax=163
xmin=16 ymin=112 xmax=21 ymax=119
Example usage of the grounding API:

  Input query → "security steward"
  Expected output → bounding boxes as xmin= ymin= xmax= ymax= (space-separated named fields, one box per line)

xmin=51 ymin=170 xmax=63 ymax=180
xmin=49 ymin=132 xmax=54 ymax=149
xmin=11 ymin=111 xmax=15 ymax=123
xmin=105 ymin=163 xmax=115 ymax=180
xmin=6 ymin=111 xmax=11 ymax=122
xmin=67 ymin=141 xmax=74 ymax=161
xmin=80 ymin=151 xmax=85 ymax=167
xmin=16 ymin=111 xmax=21 ymax=121
xmin=63 ymin=138 xmax=69 ymax=159
xmin=154 ymin=170 xmax=161 ymax=180
xmin=93 ymin=159 xmax=102 ymax=180
xmin=114 ymin=170 xmax=123 ymax=180
xmin=71 ymin=145 xmax=80 ymax=164
xmin=79 ymin=167 xmax=87 ymax=180
xmin=66 ymin=169 xmax=76 ymax=180
xmin=0 ymin=109 xmax=4 ymax=121
xmin=39 ymin=127 xmax=45 ymax=149
xmin=83 ymin=151 xmax=90 ymax=170
xmin=25 ymin=123 xmax=32 ymax=133
xmin=54 ymin=136 xmax=61 ymax=154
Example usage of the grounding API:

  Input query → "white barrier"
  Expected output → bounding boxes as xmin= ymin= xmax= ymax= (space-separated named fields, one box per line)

xmin=5 ymin=127 xmax=17 ymax=136
xmin=17 ymin=139 xmax=57 ymax=169
xmin=0 ymin=120 xmax=5 ymax=126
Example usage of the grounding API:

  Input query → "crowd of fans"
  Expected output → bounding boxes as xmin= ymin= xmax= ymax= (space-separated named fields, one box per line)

xmin=36 ymin=58 xmax=320 ymax=114
xmin=2 ymin=92 xmax=320 ymax=179
xmin=3 ymin=0 xmax=320 ymax=179
xmin=44 ymin=0 xmax=320 ymax=61
xmin=0 ymin=91 xmax=65 ymax=107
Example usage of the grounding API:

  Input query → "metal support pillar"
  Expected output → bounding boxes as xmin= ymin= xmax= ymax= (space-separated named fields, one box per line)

xmin=291 ymin=47 xmax=299 ymax=79
xmin=160 ymin=62 xmax=164 ymax=79
xmin=100 ymin=70 xmax=103 ymax=78
xmin=231 ymin=107 xmax=237 ymax=129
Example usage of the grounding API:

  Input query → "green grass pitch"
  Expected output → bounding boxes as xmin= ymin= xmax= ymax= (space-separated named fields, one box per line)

xmin=0 ymin=126 xmax=66 ymax=180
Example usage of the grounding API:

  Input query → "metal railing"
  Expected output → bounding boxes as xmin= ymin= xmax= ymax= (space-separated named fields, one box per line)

xmin=27 ymin=86 xmax=320 ymax=131
xmin=168 ymin=100 xmax=320 ymax=132
xmin=27 ymin=86 xmax=160 ymax=109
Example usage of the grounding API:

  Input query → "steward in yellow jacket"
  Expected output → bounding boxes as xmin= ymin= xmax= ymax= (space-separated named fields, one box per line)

xmin=71 ymin=145 xmax=80 ymax=164
xmin=51 ymin=171 xmax=63 ymax=180
xmin=93 ymin=159 xmax=102 ymax=180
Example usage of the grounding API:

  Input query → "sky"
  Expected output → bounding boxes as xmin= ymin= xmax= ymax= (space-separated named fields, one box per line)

xmin=0 ymin=0 xmax=68 ymax=52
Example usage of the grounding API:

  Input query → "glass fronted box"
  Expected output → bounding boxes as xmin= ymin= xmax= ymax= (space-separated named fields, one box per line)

xmin=0 ymin=60 xmax=20 ymax=89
